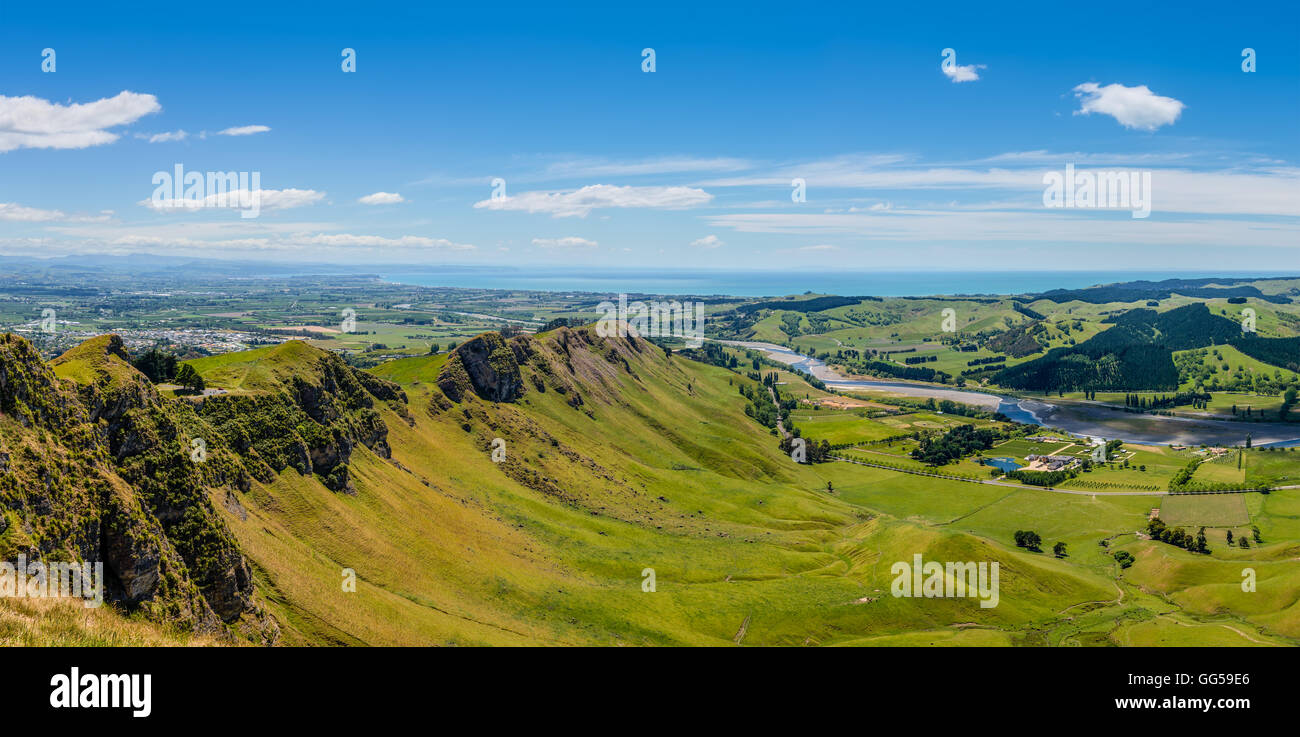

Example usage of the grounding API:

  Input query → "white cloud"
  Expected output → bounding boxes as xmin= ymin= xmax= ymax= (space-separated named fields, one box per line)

xmin=474 ymin=184 xmax=713 ymax=217
xmin=705 ymin=208 xmax=1300 ymax=249
xmin=217 ymin=125 xmax=271 ymax=136
xmin=799 ymin=244 xmax=839 ymax=251
xmin=0 ymin=203 xmax=112 ymax=223
xmin=0 ymin=91 xmax=161 ymax=153
xmin=698 ymin=153 xmax=1300 ymax=217
xmin=0 ymin=203 xmax=69 ymax=222
xmin=532 ymin=236 xmax=598 ymax=249
xmin=106 ymin=234 xmax=273 ymax=251
xmin=358 ymin=191 xmax=406 ymax=205
xmin=690 ymin=234 xmax=724 ymax=249
xmin=1072 ymin=82 xmax=1184 ymax=131
xmin=294 ymin=233 xmax=474 ymax=250
xmin=942 ymin=62 xmax=984 ymax=83
xmin=37 ymin=224 xmax=475 ymax=256
xmin=702 ymin=160 xmax=1035 ymax=190
xmin=142 ymin=189 xmax=325 ymax=213
xmin=136 ymin=130 xmax=188 ymax=143
xmin=545 ymin=156 xmax=753 ymax=178
xmin=975 ymin=150 xmax=1195 ymax=165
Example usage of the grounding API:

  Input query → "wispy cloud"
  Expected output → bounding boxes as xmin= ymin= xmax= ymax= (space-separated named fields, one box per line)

xmin=474 ymin=184 xmax=712 ymax=217
xmin=697 ymin=153 xmax=1300 ymax=216
xmin=32 ymin=221 xmax=475 ymax=257
xmin=217 ymin=124 xmax=271 ymax=136
xmin=136 ymin=130 xmax=188 ymax=143
xmin=690 ymin=234 xmax=724 ymax=249
xmin=532 ymin=236 xmax=598 ymax=249
xmin=358 ymin=192 xmax=406 ymax=205
xmin=295 ymin=233 xmax=473 ymax=250
xmin=545 ymin=156 xmax=753 ymax=178
xmin=0 ymin=203 xmax=113 ymax=223
xmin=707 ymin=208 xmax=1300 ymax=248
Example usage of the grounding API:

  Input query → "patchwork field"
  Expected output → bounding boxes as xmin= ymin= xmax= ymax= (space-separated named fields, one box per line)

xmin=1159 ymin=494 xmax=1251 ymax=527
xmin=786 ymin=410 xmax=908 ymax=445
xmin=1247 ymin=449 xmax=1300 ymax=487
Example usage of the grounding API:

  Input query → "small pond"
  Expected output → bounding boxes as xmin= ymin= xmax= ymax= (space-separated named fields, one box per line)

xmin=982 ymin=457 xmax=1022 ymax=473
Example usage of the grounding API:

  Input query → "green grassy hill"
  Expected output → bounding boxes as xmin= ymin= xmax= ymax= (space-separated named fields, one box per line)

xmin=4 ymin=327 xmax=1300 ymax=646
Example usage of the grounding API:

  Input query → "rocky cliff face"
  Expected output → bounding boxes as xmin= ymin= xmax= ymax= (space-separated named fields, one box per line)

xmin=436 ymin=327 xmax=652 ymax=411
xmin=1 ymin=334 xmax=239 ymax=636
xmin=437 ymin=332 xmax=528 ymax=403
xmin=197 ymin=347 xmax=403 ymax=493
xmin=0 ymin=334 xmax=410 ymax=642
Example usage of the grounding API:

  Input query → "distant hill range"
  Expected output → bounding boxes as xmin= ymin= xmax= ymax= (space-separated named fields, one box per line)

xmin=1029 ymin=276 xmax=1298 ymax=305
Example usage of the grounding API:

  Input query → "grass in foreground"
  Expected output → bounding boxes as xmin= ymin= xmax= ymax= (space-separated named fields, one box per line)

xmin=0 ymin=597 xmax=225 ymax=647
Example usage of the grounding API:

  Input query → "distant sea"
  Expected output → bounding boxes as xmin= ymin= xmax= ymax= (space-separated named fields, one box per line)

xmin=378 ymin=268 xmax=1297 ymax=299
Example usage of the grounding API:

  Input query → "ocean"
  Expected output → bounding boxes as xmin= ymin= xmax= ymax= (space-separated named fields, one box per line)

xmin=378 ymin=268 xmax=1295 ymax=298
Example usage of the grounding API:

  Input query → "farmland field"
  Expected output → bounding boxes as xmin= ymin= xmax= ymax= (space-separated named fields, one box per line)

xmin=1159 ymin=494 xmax=1251 ymax=527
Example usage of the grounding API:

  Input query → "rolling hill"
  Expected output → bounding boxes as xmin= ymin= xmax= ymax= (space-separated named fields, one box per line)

xmin=4 ymin=325 xmax=1300 ymax=646
xmin=993 ymin=303 xmax=1298 ymax=392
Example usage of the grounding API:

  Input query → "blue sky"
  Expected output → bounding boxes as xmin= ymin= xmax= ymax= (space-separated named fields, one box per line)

xmin=1 ymin=0 xmax=1297 ymax=270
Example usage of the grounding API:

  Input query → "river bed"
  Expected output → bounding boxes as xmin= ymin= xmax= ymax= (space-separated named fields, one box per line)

xmin=721 ymin=340 xmax=1300 ymax=448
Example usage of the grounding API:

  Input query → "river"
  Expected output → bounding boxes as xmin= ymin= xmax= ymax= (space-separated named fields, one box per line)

xmin=722 ymin=340 xmax=1300 ymax=448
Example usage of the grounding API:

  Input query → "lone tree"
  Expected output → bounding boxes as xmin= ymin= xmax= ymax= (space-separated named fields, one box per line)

xmin=1053 ymin=541 xmax=1067 ymax=558
xmin=1014 ymin=530 xmax=1042 ymax=552
xmin=175 ymin=363 xmax=206 ymax=394
xmin=131 ymin=347 xmax=178 ymax=383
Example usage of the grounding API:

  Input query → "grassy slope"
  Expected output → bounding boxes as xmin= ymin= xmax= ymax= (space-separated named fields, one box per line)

xmin=60 ymin=327 xmax=1287 ymax=647
xmin=173 ymin=330 xmax=1134 ymax=645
